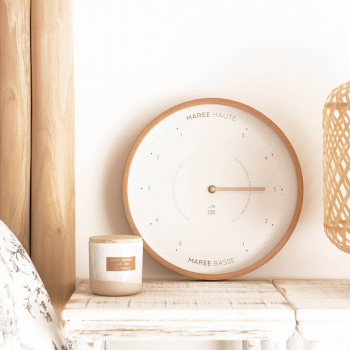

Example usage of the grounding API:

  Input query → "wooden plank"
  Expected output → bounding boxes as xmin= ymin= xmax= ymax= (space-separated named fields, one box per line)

xmin=63 ymin=280 xmax=295 ymax=341
xmin=65 ymin=280 xmax=294 ymax=314
xmin=31 ymin=0 xmax=75 ymax=322
xmin=0 ymin=0 xmax=31 ymax=253
xmin=274 ymin=279 xmax=350 ymax=342
xmin=273 ymin=280 xmax=350 ymax=311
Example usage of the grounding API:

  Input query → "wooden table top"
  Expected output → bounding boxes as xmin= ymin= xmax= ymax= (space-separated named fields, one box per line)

xmin=274 ymin=279 xmax=350 ymax=314
xmin=62 ymin=279 xmax=295 ymax=341
xmin=274 ymin=279 xmax=350 ymax=342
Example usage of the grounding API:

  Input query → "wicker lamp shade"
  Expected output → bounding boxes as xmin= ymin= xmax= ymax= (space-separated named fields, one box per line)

xmin=323 ymin=81 xmax=350 ymax=253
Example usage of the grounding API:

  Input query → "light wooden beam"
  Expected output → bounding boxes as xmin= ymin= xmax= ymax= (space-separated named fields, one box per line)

xmin=31 ymin=0 xmax=75 ymax=321
xmin=0 ymin=0 xmax=31 ymax=253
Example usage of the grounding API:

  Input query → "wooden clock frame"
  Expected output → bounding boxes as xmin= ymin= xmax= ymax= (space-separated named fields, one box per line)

xmin=122 ymin=98 xmax=303 ymax=280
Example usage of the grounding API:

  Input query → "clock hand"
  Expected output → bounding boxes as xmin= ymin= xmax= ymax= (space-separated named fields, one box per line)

xmin=208 ymin=185 xmax=265 ymax=193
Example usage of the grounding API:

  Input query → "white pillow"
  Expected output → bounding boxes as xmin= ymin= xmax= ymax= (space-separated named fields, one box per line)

xmin=0 ymin=220 xmax=72 ymax=350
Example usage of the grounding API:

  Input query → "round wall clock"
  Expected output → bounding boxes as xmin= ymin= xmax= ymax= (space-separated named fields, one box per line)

xmin=123 ymin=99 xmax=303 ymax=280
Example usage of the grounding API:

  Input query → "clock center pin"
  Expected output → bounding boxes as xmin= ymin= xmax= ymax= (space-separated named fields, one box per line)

xmin=208 ymin=185 xmax=216 ymax=194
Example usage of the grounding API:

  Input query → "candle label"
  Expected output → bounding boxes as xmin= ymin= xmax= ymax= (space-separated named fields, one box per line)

xmin=106 ymin=257 xmax=136 ymax=271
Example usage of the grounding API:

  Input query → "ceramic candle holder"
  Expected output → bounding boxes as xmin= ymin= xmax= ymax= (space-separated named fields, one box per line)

xmin=89 ymin=235 xmax=143 ymax=296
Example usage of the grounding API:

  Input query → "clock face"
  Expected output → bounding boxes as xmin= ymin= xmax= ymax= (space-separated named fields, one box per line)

xmin=123 ymin=99 xmax=303 ymax=279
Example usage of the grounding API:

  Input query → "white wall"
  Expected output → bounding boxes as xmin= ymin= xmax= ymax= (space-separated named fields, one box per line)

xmin=73 ymin=0 xmax=350 ymax=348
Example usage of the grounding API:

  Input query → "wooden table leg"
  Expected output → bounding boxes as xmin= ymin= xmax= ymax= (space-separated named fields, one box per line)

xmin=287 ymin=331 xmax=304 ymax=350
xmin=261 ymin=340 xmax=270 ymax=350
xmin=75 ymin=341 xmax=106 ymax=350
xmin=243 ymin=340 xmax=262 ymax=349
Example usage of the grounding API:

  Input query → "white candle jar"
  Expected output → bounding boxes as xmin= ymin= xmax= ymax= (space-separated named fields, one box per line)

xmin=89 ymin=235 xmax=143 ymax=296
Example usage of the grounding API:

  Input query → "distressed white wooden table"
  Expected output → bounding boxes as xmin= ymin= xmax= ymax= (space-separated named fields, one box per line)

xmin=62 ymin=280 xmax=295 ymax=350
xmin=274 ymin=279 xmax=350 ymax=350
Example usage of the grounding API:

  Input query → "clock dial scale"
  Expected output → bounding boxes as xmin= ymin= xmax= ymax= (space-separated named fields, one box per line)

xmin=123 ymin=99 xmax=303 ymax=279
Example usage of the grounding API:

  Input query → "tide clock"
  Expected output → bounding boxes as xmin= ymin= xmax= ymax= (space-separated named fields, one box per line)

xmin=123 ymin=99 xmax=303 ymax=279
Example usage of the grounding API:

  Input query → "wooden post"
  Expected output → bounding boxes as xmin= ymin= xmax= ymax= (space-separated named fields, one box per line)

xmin=0 ymin=0 xmax=31 ymax=253
xmin=31 ymin=0 xmax=75 ymax=321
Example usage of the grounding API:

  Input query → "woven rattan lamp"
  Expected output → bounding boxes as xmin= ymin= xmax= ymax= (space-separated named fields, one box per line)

xmin=323 ymin=81 xmax=350 ymax=253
